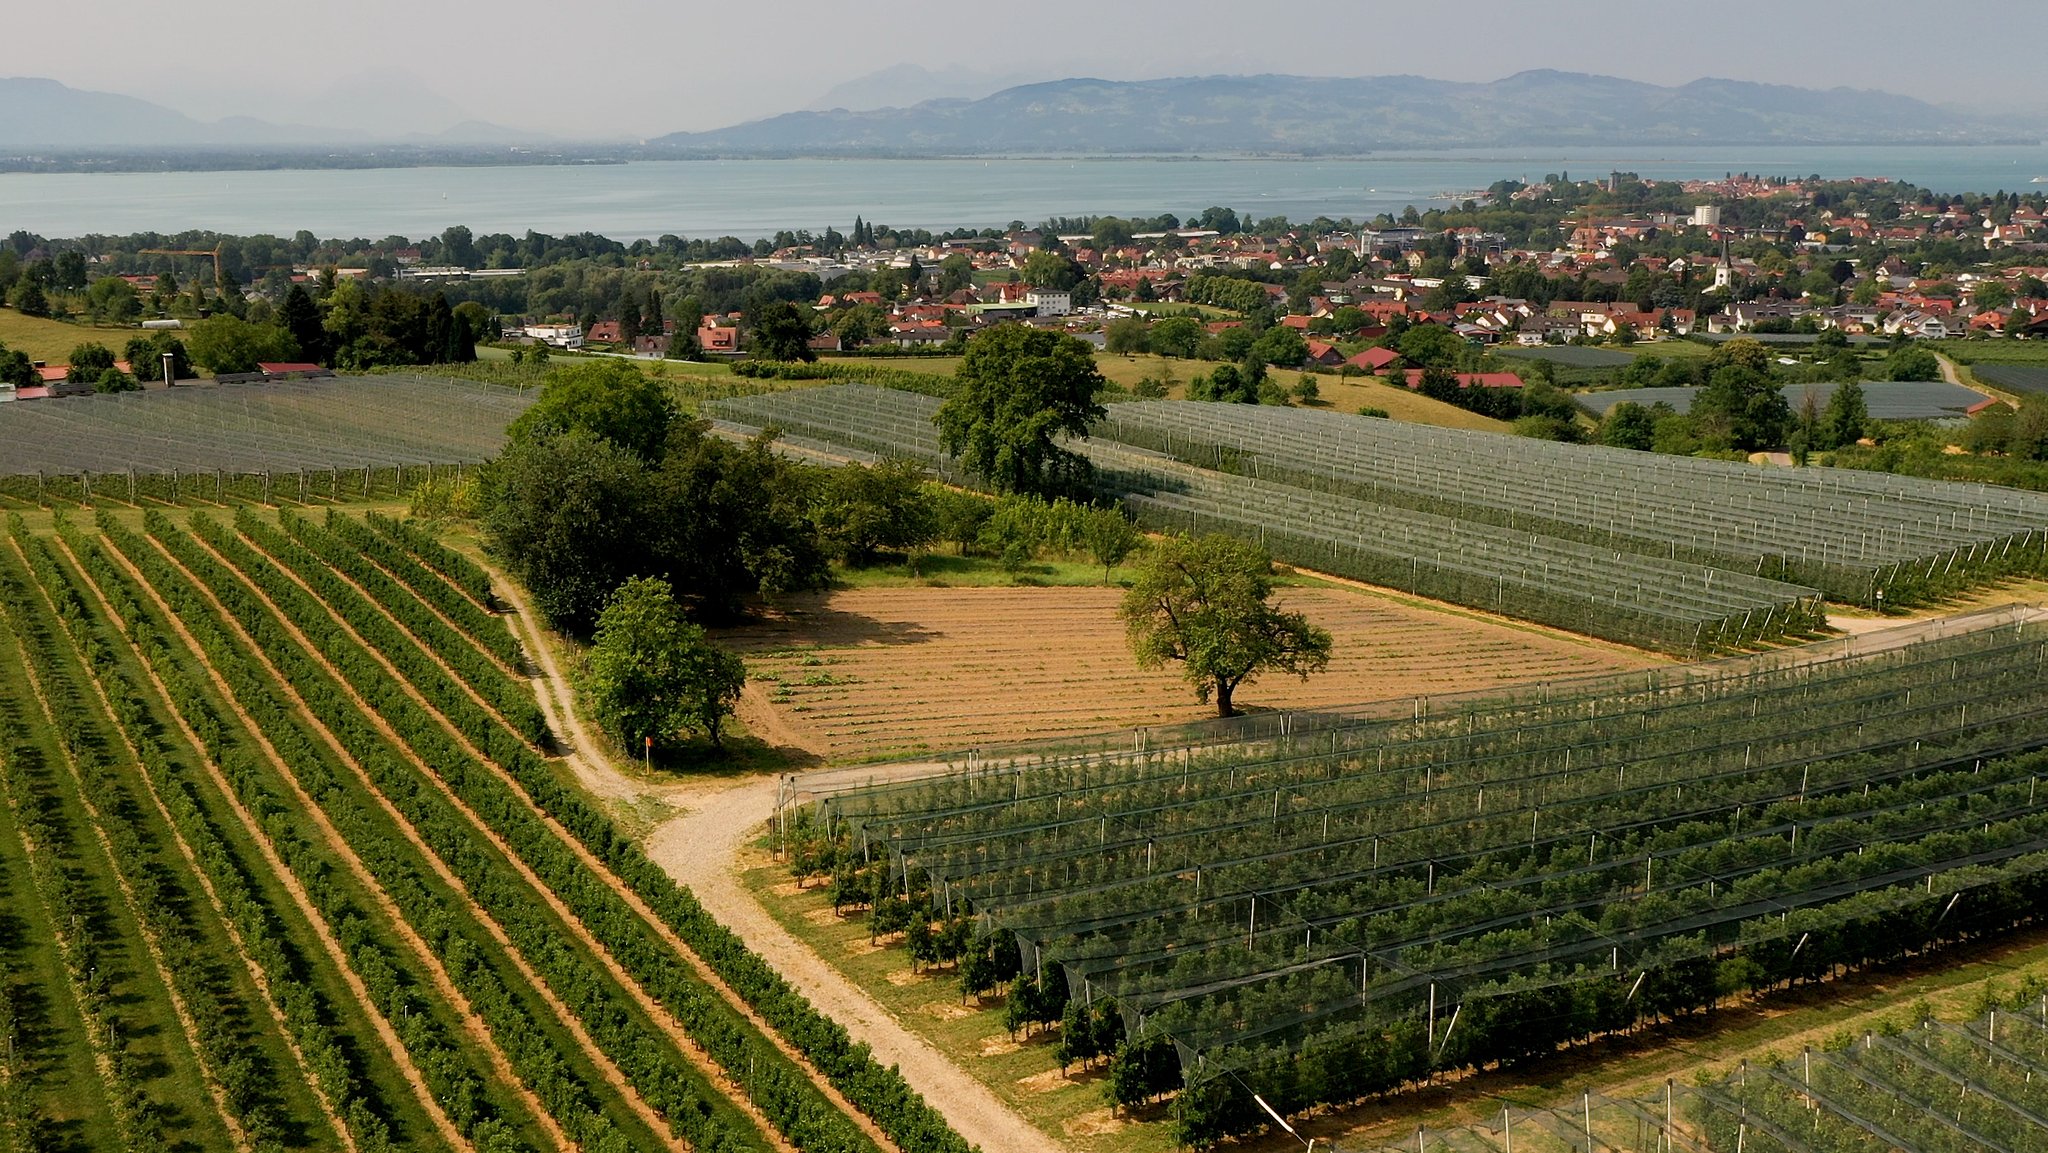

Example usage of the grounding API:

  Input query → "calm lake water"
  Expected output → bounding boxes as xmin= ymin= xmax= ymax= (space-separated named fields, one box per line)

xmin=5 ymin=145 xmax=2047 ymax=240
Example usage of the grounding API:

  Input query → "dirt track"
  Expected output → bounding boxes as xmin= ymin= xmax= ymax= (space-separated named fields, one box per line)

xmin=493 ymin=572 xmax=1070 ymax=1153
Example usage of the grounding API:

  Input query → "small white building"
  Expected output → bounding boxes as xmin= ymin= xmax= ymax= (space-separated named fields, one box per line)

xmin=1026 ymin=289 xmax=1072 ymax=317
xmin=522 ymin=323 xmax=584 ymax=349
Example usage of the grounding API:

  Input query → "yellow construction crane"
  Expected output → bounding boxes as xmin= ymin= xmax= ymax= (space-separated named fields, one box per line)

xmin=137 ymin=246 xmax=224 ymax=286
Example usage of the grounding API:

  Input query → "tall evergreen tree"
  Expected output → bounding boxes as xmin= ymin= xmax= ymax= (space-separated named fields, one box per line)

xmin=278 ymin=284 xmax=327 ymax=363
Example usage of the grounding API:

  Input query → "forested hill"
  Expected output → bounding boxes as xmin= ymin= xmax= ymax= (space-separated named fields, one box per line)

xmin=650 ymin=70 xmax=2004 ymax=155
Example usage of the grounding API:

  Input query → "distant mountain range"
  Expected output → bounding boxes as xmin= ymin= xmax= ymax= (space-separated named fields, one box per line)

xmin=0 ymin=76 xmax=535 ymax=150
xmin=4 ymin=69 xmax=2034 ymax=163
xmin=655 ymin=70 xmax=2025 ymax=155
xmin=805 ymin=64 xmax=1040 ymax=113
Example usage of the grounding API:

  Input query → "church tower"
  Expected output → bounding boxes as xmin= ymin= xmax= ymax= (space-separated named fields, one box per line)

xmin=1712 ymin=237 xmax=1734 ymax=292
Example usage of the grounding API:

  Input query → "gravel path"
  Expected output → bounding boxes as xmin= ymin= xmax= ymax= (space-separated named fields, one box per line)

xmin=642 ymin=787 xmax=1067 ymax=1153
xmin=489 ymin=564 xmax=1068 ymax=1153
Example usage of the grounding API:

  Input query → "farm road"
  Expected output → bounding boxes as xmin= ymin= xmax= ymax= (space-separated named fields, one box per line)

xmin=490 ymin=565 xmax=1070 ymax=1153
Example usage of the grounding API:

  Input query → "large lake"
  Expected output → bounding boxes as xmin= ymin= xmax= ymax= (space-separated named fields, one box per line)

xmin=4 ymin=145 xmax=2047 ymax=240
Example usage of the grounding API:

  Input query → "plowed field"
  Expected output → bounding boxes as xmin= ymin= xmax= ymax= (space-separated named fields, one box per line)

xmin=719 ymin=585 xmax=1658 ymax=762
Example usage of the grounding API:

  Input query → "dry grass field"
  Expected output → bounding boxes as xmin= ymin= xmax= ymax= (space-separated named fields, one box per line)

xmin=716 ymin=584 xmax=1655 ymax=763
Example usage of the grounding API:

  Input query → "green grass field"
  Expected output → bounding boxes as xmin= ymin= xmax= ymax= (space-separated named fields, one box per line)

xmin=0 ymin=308 xmax=135 ymax=364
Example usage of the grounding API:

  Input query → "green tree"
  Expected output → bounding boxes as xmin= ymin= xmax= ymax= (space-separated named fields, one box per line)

xmin=65 ymin=342 xmax=116 ymax=383
xmin=85 ymin=276 xmax=141 ymax=324
xmin=481 ymin=428 xmax=653 ymax=635
xmin=1416 ymin=364 xmax=1463 ymax=403
xmin=278 ymin=283 xmax=328 ymax=364
xmin=937 ymin=253 xmax=974 ymax=294
xmin=813 ymin=458 xmax=938 ymax=566
xmin=507 ymin=358 xmax=676 ymax=462
xmin=0 ymin=343 xmax=32 ymax=388
xmin=1396 ymin=323 xmax=1465 ymax=369
xmin=1249 ymin=325 xmax=1309 ymax=369
xmin=1885 ymin=346 xmax=1942 ymax=382
xmin=1707 ymin=337 xmax=1775 ymax=375
xmin=1973 ymin=281 xmax=2014 ymax=313
xmin=1188 ymin=362 xmax=1259 ymax=403
xmin=746 ymin=298 xmax=815 ymax=361
xmin=1597 ymin=401 xmax=1657 ymax=450
xmin=51 ymin=251 xmax=87 ymax=291
xmin=587 ymin=577 xmax=747 ymax=752
xmin=1021 ymin=250 xmax=1081 ymax=291
xmin=830 ymin=302 xmax=888 ymax=348
xmin=441 ymin=224 xmax=481 ymax=269
xmin=124 ymin=333 xmax=191 ymax=382
xmin=1104 ymin=317 xmax=1151 ymax=355
xmin=1820 ymin=380 xmax=1869 ymax=449
xmin=1079 ymin=505 xmax=1140 ymax=584
xmin=644 ymin=425 xmax=831 ymax=621
xmin=1693 ymin=364 xmax=1792 ymax=451
xmin=94 ymin=366 xmax=139 ymax=394
xmin=9 ymin=277 xmax=49 ymax=318
xmin=1120 ymin=534 xmax=1332 ymax=717
xmin=935 ymin=324 xmax=1106 ymax=498
xmin=1150 ymin=315 xmax=1203 ymax=358
xmin=185 ymin=314 xmax=295 ymax=374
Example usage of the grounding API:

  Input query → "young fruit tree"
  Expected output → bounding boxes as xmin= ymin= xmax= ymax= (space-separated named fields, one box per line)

xmin=587 ymin=576 xmax=747 ymax=752
xmin=1119 ymin=533 xmax=1333 ymax=717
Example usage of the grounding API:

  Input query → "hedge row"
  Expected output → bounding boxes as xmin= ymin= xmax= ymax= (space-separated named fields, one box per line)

xmin=116 ymin=511 xmax=539 ymax=1153
xmin=3 ymin=524 xmax=310 ymax=1151
xmin=363 ymin=512 xmax=496 ymax=607
xmin=176 ymin=511 xmax=762 ymax=1153
xmin=62 ymin=515 xmax=414 ymax=1153
xmin=0 ymin=568 xmax=171 ymax=1150
xmin=331 ymin=512 xmax=524 ymax=669
xmin=236 ymin=510 xmax=978 ymax=1153
xmin=269 ymin=510 xmax=545 ymax=744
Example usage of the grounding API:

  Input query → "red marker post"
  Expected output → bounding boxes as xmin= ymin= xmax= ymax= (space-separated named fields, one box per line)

xmin=644 ymin=734 xmax=652 ymax=770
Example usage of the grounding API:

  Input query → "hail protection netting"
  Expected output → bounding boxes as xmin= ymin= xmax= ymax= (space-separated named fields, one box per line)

xmin=1092 ymin=401 xmax=2048 ymax=609
xmin=714 ymin=384 xmax=1861 ymax=655
xmin=815 ymin=608 xmax=2048 ymax=1124
xmin=0 ymin=374 xmax=533 ymax=498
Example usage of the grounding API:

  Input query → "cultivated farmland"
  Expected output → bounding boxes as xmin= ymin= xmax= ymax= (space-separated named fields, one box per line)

xmin=1971 ymin=364 xmax=2048 ymax=394
xmin=711 ymin=386 xmax=1836 ymax=653
xmin=0 ymin=375 xmax=535 ymax=497
xmin=0 ymin=507 xmax=974 ymax=1153
xmin=1092 ymin=400 xmax=2048 ymax=608
xmin=793 ymin=607 xmax=2048 ymax=1147
xmin=721 ymin=586 xmax=1655 ymax=763
xmin=1357 ymin=1002 xmax=2048 ymax=1152
xmin=1495 ymin=345 xmax=1637 ymax=368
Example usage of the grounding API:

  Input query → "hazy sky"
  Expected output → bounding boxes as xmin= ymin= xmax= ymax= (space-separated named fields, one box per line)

xmin=19 ymin=0 xmax=2048 ymax=138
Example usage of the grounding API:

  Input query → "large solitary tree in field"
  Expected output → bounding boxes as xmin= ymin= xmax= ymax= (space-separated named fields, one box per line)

xmin=587 ymin=577 xmax=746 ymax=753
xmin=935 ymin=324 xmax=1105 ymax=499
xmin=1120 ymin=534 xmax=1333 ymax=717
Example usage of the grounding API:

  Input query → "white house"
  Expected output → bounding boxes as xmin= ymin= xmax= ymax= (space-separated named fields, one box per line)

xmin=1026 ymin=289 xmax=1073 ymax=317
xmin=522 ymin=323 xmax=585 ymax=349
